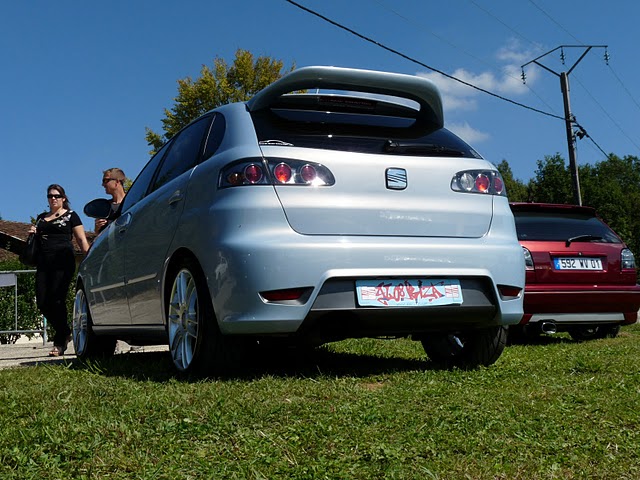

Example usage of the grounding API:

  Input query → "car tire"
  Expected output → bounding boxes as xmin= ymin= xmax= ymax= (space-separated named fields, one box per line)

xmin=569 ymin=325 xmax=621 ymax=341
xmin=72 ymin=288 xmax=117 ymax=359
xmin=166 ymin=258 xmax=238 ymax=375
xmin=421 ymin=326 xmax=508 ymax=369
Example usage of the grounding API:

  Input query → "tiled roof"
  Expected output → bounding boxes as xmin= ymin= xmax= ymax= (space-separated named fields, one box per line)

xmin=0 ymin=220 xmax=29 ymax=262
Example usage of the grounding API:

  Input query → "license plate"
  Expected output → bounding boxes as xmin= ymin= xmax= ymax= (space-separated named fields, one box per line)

xmin=553 ymin=257 xmax=603 ymax=270
xmin=356 ymin=279 xmax=463 ymax=307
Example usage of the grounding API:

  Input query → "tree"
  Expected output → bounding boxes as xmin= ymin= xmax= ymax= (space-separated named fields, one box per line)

xmin=528 ymin=154 xmax=573 ymax=204
xmin=146 ymin=49 xmax=294 ymax=153
xmin=496 ymin=160 xmax=528 ymax=202
xmin=0 ymin=259 xmax=40 ymax=344
xmin=580 ymin=154 xmax=640 ymax=260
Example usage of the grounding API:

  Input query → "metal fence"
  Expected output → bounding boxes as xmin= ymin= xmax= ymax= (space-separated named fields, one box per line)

xmin=0 ymin=269 xmax=47 ymax=344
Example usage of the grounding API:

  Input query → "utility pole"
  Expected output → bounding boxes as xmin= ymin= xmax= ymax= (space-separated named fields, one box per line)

xmin=521 ymin=45 xmax=608 ymax=206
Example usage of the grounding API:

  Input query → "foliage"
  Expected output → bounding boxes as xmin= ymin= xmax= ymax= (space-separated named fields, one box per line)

xmin=496 ymin=160 xmax=528 ymax=202
xmin=580 ymin=154 xmax=640 ymax=260
xmin=1 ymin=327 xmax=640 ymax=478
xmin=145 ymin=48 xmax=294 ymax=153
xmin=527 ymin=153 xmax=574 ymax=204
xmin=0 ymin=259 xmax=40 ymax=344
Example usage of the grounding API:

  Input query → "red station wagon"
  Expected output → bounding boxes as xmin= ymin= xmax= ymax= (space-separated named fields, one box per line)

xmin=510 ymin=202 xmax=640 ymax=341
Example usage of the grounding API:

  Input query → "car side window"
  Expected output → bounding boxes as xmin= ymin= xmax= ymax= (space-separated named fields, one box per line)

xmin=120 ymin=141 xmax=172 ymax=213
xmin=202 ymin=113 xmax=226 ymax=161
xmin=150 ymin=115 xmax=213 ymax=192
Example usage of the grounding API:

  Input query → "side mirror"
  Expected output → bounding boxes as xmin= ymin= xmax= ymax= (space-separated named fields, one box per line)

xmin=83 ymin=198 xmax=112 ymax=219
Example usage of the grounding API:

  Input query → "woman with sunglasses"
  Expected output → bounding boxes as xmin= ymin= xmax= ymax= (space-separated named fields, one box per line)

xmin=29 ymin=184 xmax=90 ymax=356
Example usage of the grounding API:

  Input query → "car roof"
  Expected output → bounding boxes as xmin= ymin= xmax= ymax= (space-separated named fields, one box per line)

xmin=509 ymin=202 xmax=597 ymax=216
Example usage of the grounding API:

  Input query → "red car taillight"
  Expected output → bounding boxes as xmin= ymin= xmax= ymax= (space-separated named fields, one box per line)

xmin=451 ymin=170 xmax=507 ymax=196
xmin=522 ymin=247 xmax=534 ymax=270
xmin=621 ymin=248 xmax=636 ymax=269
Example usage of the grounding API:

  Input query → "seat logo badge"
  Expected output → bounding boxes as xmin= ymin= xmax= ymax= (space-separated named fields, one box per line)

xmin=386 ymin=168 xmax=407 ymax=190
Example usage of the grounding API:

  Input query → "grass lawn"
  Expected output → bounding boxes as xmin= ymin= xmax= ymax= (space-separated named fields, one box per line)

xmin=1 ymin=324 xmax=639 ymax=479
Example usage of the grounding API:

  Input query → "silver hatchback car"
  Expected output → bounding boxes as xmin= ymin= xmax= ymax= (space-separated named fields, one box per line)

xmin=75 ymin=66 xmax=524 ymax=373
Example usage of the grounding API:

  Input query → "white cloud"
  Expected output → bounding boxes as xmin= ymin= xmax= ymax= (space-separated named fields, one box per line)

xmin=447 ymin=121 xmax=490 ymax=144
xmin=416 ymin=38 xmax=541 ymax=114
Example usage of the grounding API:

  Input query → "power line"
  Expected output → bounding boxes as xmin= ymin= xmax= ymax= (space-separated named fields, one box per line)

xmin=574 ymin=121 xmax=610 ymax=159
xmin=284 ymin=0 xmax=565 ymax=121
xmin=526 ymin=0 xmax=584 ymax=44
xmin=370 ymin=0 xmax=560 ymax=116
xmin=607 ymin=63 xmax=640 ymax=114
xmin=521 ymin=2 xmax=639 ymax=156
xmin=572 ymin=74 xmax=640 ymax=152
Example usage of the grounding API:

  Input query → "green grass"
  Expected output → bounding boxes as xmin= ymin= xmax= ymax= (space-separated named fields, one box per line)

xmin=1 ymin=325 xmax=640 ymax=479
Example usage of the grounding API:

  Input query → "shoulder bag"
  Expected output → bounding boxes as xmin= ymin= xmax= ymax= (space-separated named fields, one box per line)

xmin=20 ymin=220 xmax=41 ymax=267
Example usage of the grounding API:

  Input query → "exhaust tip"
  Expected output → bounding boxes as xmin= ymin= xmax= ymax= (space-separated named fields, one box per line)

xmin=540 ymin=321 xmax=557 ymax=335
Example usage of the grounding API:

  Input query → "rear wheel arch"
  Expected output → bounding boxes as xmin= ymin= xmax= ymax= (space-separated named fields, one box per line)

xmin=164 ymin=250 xmax=242 ymax=375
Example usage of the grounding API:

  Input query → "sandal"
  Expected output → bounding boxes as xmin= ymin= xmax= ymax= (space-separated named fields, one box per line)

xmin=48 ymin=345 xmax=65 ymax=357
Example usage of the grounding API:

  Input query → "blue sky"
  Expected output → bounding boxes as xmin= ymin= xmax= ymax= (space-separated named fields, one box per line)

xmin=2 ymin=0 xmax=639 ymax=226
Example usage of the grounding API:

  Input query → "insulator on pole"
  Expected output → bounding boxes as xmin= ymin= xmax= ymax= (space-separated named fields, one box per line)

xmin=521 ymin=68 xmax=526 ymax=84
xmin=604 ymin=48 xmax=610 ymax=65
xmin=560 ymin=47 xmax=565 ymax=65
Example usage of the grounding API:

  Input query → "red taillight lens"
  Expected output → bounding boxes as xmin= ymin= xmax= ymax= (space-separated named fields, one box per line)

xmin=475 ymin=174 xmax=490 ymax=193
xmin=493 ymin=176 xmax=504 ymax=195
xmin=261 ymin=288 xmax=309 ymax=302
xmin=300 ymin=164 xmax=317 ymax=183
xmin=244 ymin=164 xmax=263 ymax=184
xmin=274 ymin=163 xmax=292 ymax=183
xmin=227 ymin=172 xmax=244 ymax=186
xmin=498 ymin=285 xmax=522 ymax=300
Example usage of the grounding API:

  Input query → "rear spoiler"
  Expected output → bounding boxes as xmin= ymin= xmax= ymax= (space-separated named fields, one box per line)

xmin=246 ymin=66 xmax=444 ymax=129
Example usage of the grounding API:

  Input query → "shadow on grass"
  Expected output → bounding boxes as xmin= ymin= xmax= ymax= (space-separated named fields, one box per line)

xmin=507 ymin=332 xmax=574 ymax=347
xmin=68 ymin=346 xmax=432 ymax=383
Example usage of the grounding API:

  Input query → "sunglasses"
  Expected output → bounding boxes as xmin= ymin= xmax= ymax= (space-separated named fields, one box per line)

xmin=47 ymin=194 xmax=64 ymax=199
xmin=102 ymin=178 xmax=117 ymax=185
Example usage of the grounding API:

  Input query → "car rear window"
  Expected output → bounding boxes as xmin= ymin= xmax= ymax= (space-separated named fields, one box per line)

xmin=250 ymin=96 xmax=481 ymax=158
xmin=513 ymin=211 xmax=621 ymax=243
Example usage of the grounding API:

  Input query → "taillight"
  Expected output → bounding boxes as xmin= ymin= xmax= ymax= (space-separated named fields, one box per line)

xmin=300 ymin=164 xmax=317 ymax=183
xmin=274 ymin=163 xmax=292 ymax=183
xmin=475 ymin=174 xmax=490 ymax=193
xmin=451 ymin=170 xmax=507 ymax=196
xmin=522 ymin=247 xmax=534 ymax=270
xmin=244 ymin=164 xmax=263 ymax=184
xmin=219 ymin=157 xmax=335 ymax=188
xmin=621 ymin=248 xmax=636 ymax=269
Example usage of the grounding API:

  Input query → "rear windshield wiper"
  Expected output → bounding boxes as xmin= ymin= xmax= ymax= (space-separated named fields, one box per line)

xmin=566 ymin=234 xmax=604 ymax=247
xmin=384 ymin=140 xmax=465 ymax=156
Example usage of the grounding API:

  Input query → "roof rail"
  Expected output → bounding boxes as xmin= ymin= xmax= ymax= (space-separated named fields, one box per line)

xmin=246 ymin=66 xmax=444 ymax=128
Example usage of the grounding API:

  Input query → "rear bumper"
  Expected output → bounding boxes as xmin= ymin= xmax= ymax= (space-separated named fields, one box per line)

xmin=521 ymin=285 xmax=640 ymax=326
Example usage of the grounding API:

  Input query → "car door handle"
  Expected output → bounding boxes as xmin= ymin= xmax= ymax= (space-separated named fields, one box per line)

xmin=169 ymin=191 xmax=184 ymax=205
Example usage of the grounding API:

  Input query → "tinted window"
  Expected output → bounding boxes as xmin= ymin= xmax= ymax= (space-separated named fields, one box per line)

xmin=202 ymin=113 xmax=226 ymax=161
xmin=121 ymin=141 xmax=172 ymax=213
xmin=151 ymin=116 xmax=212 ymax=192
xmin=513 ymin=212 xmax=621 ymax=243
xmin=251 ymin=104 xmax=480 ymax=158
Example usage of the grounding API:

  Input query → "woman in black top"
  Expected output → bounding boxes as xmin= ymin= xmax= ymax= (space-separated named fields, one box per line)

xmin=30 ymin=184 xmax=90 ymax=356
